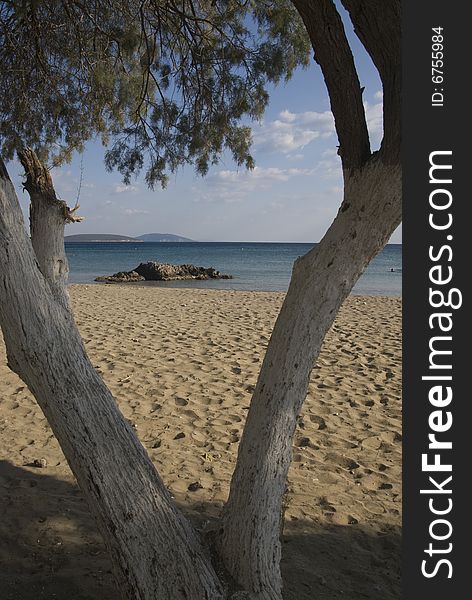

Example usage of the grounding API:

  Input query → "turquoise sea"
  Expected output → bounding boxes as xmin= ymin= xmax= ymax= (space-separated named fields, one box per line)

xmin=65 ymin=242 xmax=401 ymax=296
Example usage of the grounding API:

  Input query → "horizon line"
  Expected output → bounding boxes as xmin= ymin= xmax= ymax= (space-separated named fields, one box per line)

xmin=64 ymin=236 xmax=402 ymax=245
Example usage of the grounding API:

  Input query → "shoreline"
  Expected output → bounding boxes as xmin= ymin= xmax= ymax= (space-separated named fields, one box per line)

xmin=69 ymin=281 xmax=403 ymax=297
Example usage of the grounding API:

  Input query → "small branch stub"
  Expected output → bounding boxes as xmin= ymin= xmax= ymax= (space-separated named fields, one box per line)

xmin=65 ymin=204 xmax=84 ymax=223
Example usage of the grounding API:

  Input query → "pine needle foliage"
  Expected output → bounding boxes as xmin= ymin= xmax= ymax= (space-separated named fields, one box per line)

xmin=0 ymin=0 xmax=310 ymax=186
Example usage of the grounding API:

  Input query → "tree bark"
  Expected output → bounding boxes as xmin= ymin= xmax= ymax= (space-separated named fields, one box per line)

xmin=291 ymin=0 xmax=371 ymax=169
xmin=218 ymin=2 xmax=401 ymax=596
xmin=340 ymin=0 xmax=401 ymax=162
xmin=17 ymin=148 xmax=83 ymax=308
xmin=0 ymin=158 xmax=225 ymax=599
xmin=219 ymin=157 xmax=401 ymax=599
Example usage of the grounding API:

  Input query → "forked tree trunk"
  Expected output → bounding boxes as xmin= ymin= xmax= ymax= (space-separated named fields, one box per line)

xmin=2 ymin=2 xmax=400 ymax=597
xmin=1 ymin=152 xmax=400 ymax=600
xmin=0 ymin=159 xmax=225 ymax=599
xmin=219 ymin=156 xmax=401 ymax=599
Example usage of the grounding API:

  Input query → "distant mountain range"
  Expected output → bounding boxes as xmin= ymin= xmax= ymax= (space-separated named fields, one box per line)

xmin=137 ymin=233 xmax=194 ymax=242
xmin=64 ymin=233 xmax=194 ymax=243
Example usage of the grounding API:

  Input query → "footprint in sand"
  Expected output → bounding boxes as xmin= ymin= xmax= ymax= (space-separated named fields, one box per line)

xmin=307 ymin=415 xmax=327 ymax=430
xmin=190 ymin=431 xmax=207 ymax=447
xmin=193 ymin=397 xmax=212 ymax=407
xmin=330 ymin=513 xmax=359 ymax=525
xmin=182 ymin=409 xmax=200 ymax=420
xmin=361 ymin=436 xmax=382 ymax=450
xmin=174 ymin=397 xmax=189 ymax=407
xmin=211 ymin=418 xmax=232 ymax=426
xmin=324 ymin=453 xmax=360 ymax=471
xmin=362 ymin=500 xmax=386 ymax=515
xmin=227 ymin=414 xmax=242 ymax=424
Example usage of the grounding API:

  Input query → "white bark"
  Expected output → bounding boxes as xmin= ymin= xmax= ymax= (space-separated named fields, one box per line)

xmin=219 ymin=157 xmax=402 ymax=599
xmin=18 ymin=148 xmax=81 ymax=308
xmin=0 ymin=160 xmax=224 ymax=599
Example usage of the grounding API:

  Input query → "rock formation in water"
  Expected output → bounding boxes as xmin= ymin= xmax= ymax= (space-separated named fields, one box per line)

xmin=95 ymin=262 xmax=232 ymax=283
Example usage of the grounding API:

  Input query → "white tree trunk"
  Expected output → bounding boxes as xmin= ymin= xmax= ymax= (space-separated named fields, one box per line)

xmin=17 ymin=148 xmax=83 ymax=307
xmin=0 ymin=160 xmax=225 ymax=599
xmin=219 ymin=158 xmax=402 ymax=599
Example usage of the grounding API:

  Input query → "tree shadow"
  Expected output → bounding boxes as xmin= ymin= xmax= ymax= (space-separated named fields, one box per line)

xmin=280 ymin=520 xmax=400 ymax=600
xmin=0 ymin=460 xmax=400 ymax=599
xmin=0 ymin=460 xmax=116 ymax=600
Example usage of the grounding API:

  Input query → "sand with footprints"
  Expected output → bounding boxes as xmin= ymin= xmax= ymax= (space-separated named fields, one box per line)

xmin=0 ymin=285 xmax=401 ymax=599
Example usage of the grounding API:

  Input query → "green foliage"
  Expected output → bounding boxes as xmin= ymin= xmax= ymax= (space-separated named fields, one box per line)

xmin=0 ymin=0 xmax=310 ymax=186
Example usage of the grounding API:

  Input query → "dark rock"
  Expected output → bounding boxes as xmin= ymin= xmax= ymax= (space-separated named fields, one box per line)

xmin=134 ymin=262 xmax=232 ymax=281
xmin=95 ymin=271 xmax=145 ymax=283
xmin=96 ymin=261 xmax=232 ymax=283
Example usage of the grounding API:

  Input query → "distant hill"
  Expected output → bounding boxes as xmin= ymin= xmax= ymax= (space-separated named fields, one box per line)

xmin=64 ymin=232 xmax=195 ymax=243
xmin=65 ymin=234 xmax=142 ymax=243
xmin=137 ymin=233 xmax=194 ymax=242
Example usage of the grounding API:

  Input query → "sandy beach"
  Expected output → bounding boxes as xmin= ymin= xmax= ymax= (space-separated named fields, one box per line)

xmin=0 ymin=285 xmax=401 ymax=600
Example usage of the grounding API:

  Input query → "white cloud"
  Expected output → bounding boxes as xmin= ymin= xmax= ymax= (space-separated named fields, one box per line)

xmin=122 ymin=208 xmax=149 ymax=216
xmin=114 ymin=184 xmax=139 ymax=194
xmin=314 ymin=153 xmax=342 ymax=181
xmin=194 ymin=166 xmax=313 ymax=204
xmin=287 ymin=153 xmax=305 ymax=161
xmin=52 ymin=169 xmax=73 ymax=178
xmin=364 ymin=99 xmax=383 ymax=149
xmin=321 ymin=148 xmax=338 ymax=158
xmin=50 ymin=168 xmax=76 ymax=194
xmin=254 ymin=99 xmax=384 ymax=157
xmin=254 ymin=109 xmax=335 ymax=154
xmin=218 ymin=166 xmax=312 ymax=183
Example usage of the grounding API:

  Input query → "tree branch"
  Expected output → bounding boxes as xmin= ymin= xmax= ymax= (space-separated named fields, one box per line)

xmin=16 ymin=148 xmax=83 ymax=307
xmin=18 ymin=148 xmax=84 ymax=222
xmin=18 ymin=147 xmax=57 ymax=202
xmin=291 ymin=0 xmax=371 ymax=169
xmin=341 ymin=0 xmax=401 ymax=162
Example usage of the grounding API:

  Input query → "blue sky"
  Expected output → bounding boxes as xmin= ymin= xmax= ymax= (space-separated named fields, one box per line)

xmin=8 ymin=6 xmax=401 ymax=244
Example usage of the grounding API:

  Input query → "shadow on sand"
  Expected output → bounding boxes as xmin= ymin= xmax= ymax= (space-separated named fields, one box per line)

xmin=0 ymin=460 xmax=400 ymax=600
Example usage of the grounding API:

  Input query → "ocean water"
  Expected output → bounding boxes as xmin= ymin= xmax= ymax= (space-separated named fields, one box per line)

xmin=65 ymin=242 xmax=402 ymax=296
